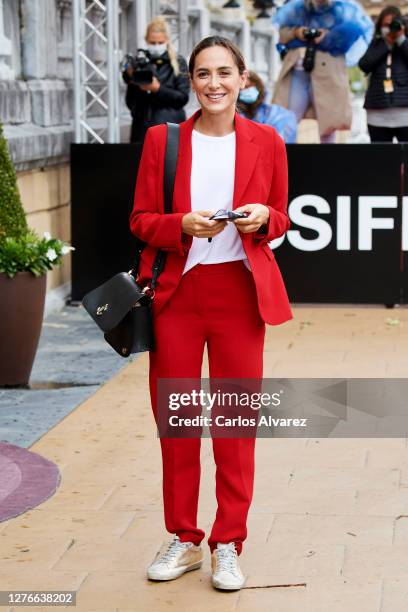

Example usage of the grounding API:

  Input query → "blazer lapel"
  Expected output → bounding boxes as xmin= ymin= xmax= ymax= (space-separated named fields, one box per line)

xmin=172 ymin=110 xmax=197 ymax=214
xmin=232 ymin=112 xmax=260 ymax=210
xmin=172 ymin=109 xmax=260 ymax=214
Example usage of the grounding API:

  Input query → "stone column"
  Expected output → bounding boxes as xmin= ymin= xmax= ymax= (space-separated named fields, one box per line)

xmin=0 ymin=0 xmax=13 ymax=79
xmin=21 ymin=0 xmax=58 ymax=78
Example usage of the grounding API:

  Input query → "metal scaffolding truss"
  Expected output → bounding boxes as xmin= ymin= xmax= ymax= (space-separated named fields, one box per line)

xmin=72 ymin=0 xmax=121 ymax=143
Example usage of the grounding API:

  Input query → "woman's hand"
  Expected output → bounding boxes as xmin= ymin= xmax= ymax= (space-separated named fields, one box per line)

xmin=232 ymin=204 xmax=270 ymax=234
xmin=294 ymin=26 xmax=307 ymax=41
xmin=314 ymin=28 xmax=328 ymax=44
xmin=386 ymin=27 xmax=404 ymax=46
xmin=181 ymin=211 xmax=227 ymax=238
xmin=139 ymin=76 xmax=161 ymax=93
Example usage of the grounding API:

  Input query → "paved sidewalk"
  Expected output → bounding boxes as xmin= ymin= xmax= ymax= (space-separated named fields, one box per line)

xmin=0 ymin=306 xmax=129 ymax=448
xmin=0 ymin=305 xmax=408 ymax=611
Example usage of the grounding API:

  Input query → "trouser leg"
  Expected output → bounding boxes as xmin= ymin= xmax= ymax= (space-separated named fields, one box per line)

xmin=288 ymin=69 xmax=312 ymax=123
xmin=367 ymin=124 xmax=394 ymax=142
xmin=194 ymin=261 xmax=266 ymax=556
xmin=149 ymin=271 xmax=206 ymax=545
xmin=394 ymin=126 xmax=408 ymax=142
xmin=320 ymin=131 xmax=336 ymax=144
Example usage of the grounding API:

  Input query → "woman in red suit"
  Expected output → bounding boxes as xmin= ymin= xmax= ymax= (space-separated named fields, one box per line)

xmin=129 ymin=35 xmax=292 ymax=591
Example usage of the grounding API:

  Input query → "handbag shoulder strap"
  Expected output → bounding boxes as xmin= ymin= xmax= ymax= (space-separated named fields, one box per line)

xmin=131 ymin=123 xmax=180 ymax=283
xmin=150 ymin=122 xmax=180 ymax=290
xmin=163 ymin=122 xmax=180 ymax=214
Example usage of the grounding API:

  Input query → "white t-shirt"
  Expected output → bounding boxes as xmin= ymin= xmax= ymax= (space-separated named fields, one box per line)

xmin=182 ymin=129 xmax=251 ymax=275
xmin=366 ymin=107 xmax=408 ymax=128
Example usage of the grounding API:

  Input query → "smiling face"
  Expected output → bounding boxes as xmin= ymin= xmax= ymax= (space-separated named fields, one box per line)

xmin=190 ymin=45 xmax=248 ymax=116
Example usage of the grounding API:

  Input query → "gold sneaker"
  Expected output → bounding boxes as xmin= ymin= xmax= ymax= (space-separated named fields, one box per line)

xmin=211 ymin=542 xmax=246 ymax=590
xmin=147 ymin=535 xmax=203 ymax=581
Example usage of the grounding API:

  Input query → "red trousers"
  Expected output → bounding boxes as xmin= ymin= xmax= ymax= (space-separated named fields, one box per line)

xmin=148 ymin=260 xmax=265 ymax=555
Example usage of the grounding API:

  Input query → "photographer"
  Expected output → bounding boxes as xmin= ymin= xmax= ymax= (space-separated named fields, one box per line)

xmin=122 ymin=16 xmax=190 ymax=143
xmin=272 ymin=0 xmax=373 ymax=143
xmin=359 ymin=7 xmax=408 ymax=143
xmin=237 ymin=70 xmax=297 ymax=143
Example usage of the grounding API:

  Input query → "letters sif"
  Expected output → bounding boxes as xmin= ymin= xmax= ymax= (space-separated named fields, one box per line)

xmin=269 ymin=195 xmax=408 ymax=252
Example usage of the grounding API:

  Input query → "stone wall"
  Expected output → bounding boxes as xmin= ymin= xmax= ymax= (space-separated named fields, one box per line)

xmin=1 ymin=0 xmax=133 ymax=171
xmin=16 ymin=164 xmax=71 ymax=293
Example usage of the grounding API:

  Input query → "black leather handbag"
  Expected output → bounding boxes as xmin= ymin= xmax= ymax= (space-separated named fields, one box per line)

xmin=82 ymin=122 xmax=180 ymax=357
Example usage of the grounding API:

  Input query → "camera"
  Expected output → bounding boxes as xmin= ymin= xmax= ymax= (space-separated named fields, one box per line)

xmin=302 ymin=28 xmax=322 ymax=72
xmin=121 ymin=49 xmax=155 ymax=86
xmin=389 ymin=18 xmax=404 ymax=33
xmin=303 ymin=28 xmax=322 ymax=41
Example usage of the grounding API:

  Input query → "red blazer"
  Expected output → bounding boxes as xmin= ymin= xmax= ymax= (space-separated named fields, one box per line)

xmin=129 ymin=108 xmax=292 ymax=325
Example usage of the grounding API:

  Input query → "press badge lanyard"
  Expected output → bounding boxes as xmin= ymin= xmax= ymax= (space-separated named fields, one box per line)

xmin=384 ymin=50 xmax=394 ymax=94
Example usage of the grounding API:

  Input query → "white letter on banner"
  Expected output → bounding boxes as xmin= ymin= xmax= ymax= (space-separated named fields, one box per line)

xmin=268 ymin=234 xmax=285 ymax=249
xmin=287 ymin=195 xmax=332 ymax=251
xmin=337 ymin=196 xmax=351 ymax=250
xmin=402 ymin=197 xmax=408 ymax=251
xmin=358 ymin=196 xmax=397 ymax=250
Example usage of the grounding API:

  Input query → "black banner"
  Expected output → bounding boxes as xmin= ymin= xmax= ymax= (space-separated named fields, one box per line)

xmin=276 ymin=144 xmax=403 ymax=304
xmin=71 ymin=143 xmax=407 ymax=305
xmin=71 ymin=143 xmax=141 ymax=301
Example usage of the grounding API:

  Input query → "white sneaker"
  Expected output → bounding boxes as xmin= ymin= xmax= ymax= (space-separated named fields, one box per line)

xmin=147 ymin=535 xmax=203 ymax=581
xmin=211 ymin=542 xmax=246 ymax=590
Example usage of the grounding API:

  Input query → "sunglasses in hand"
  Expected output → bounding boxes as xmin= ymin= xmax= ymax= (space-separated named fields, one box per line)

xmin=208 ymin=209 xmax=249 ymax=242
xmin=209 ymin=209 xmax=249 ymax=221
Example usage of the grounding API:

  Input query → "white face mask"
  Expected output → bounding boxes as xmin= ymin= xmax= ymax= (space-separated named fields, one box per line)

xmin=147 ymin=43 xmax=167 ymax=57
xmin=381 ymin=26 xmax=390 ymax=38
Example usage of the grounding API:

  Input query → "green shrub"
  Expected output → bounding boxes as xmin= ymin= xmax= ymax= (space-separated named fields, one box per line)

xmin=0 ymin=122 xmax=28 ymax=241
xmin=0 ymin=229 xmax=74 ymax=278
xmin=0 ymin=122 xmax=74 ymax=277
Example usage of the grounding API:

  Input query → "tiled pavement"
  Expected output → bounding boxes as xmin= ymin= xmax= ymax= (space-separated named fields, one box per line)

xmin=0 ymin=306 xmax=130 ymax=448
xmin=0 ymin=305 xmax=408 ymax=611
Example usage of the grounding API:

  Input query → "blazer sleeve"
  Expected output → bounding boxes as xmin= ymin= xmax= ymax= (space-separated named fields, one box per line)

xmin=129 ymin=127 xmax=188 ymax=256
xmin=253 ymin=131 xmax=290 ymax=244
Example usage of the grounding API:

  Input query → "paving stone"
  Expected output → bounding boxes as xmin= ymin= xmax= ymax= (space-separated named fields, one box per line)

xmin=354 ymin=487 xmax=408 ymax=517
xmin=0 ymin=305 xmax=128 ymax=448
xmin=77 ymin=570 xmax=239 ymax=610
xmin=289 ymin=466 xmax=400 ymax=490
xmin=0 ymin=569 xmax=87 ymax=591
xmin=381 ymin=579 xmax=408 ymax=611
xmin=342 ymin=544 xmax=408 ymax=579
xmin=252 ymin=483 xmax=357 ymax=514
xmin=240 ymin=542 xmax=345 ymax=581
xmin=270 ymin=514 xmax=394 ymax=547
xmin=237 ymin=579 xmax=381 ymax=612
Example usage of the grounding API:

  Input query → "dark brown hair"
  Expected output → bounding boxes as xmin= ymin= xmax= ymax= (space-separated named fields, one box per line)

xmin=188 ymin=35 xmax=246 ymax=76
xmin=374 ymin=6 xmax=408 ymax=38
xmin=236 ymin=70 xmax=265 ymax=120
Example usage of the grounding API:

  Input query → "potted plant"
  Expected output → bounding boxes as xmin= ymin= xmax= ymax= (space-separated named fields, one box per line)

xmin=0 ymin=122 xmax=74 ymax=387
